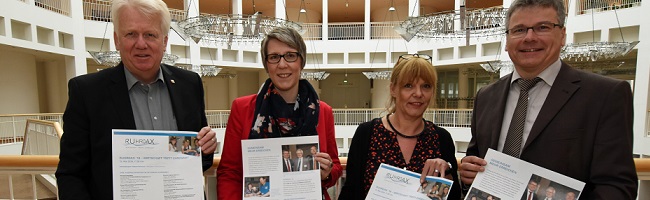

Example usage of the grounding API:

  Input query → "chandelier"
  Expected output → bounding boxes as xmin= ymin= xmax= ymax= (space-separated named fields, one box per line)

xmin=301 ymin=71 xmax=330 ymax=81
xmin=174 ymin=12 xmax=304 ymax=48
xmin=479 ymin=60 xmax=512 ymax=73
xmin=394 ymin=7 xmax=507 ymax=42
xmin=561 ymin=41 xmax=639 ymax=62
xmin=559 ymin=3 xmax=639 ymax=62
xmin=88 ymin=51 xmax=179 ymax=67
xmin=362 ymin=71 xmax=392 ymax=80
xmin=176 ymin=64 xmax=224 ymax=77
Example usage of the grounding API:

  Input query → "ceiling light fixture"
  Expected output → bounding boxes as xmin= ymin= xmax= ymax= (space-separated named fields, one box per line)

xmin=88 ymin=51 xmax=179 ymax=67
xmin=394 ymin=7 xmax=507 ymax=42
xmin=173 ymin=0 xmax=304 ymax=49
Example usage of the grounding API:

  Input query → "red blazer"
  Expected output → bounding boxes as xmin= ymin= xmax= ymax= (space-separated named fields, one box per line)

xmin=217 ymin=94 xmax=342 ymax=200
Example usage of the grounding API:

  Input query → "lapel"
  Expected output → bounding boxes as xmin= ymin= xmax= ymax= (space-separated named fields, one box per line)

xmin=523 ymin=62 xmax=580 ymax=150
xmin=161 ymin=64 xmax=183 ymax=129
xmin=487 ymin=74 xmax=513 ymax=150
xmin=108 ymin=64 xmax=136 ymax=128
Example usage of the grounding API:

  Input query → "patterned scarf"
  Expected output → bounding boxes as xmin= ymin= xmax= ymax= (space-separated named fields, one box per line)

xmin=248 ymin=78 xmax=320 ymax=139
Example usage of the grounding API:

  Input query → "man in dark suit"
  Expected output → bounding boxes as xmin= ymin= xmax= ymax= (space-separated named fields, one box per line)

xmin=55 ymin=0 xmax=217 ymax=199
xmin=459 ymin=0 xmax=637 ymax=199
xmin=521 ymin=180 xmax=539 ymax=200
xmin=282 ymin=150 xmax=293 ymax=172
xmin=306 ymin=145 xmax=319 ymax=170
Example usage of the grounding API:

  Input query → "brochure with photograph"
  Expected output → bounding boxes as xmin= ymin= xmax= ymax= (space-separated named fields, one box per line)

xmin=112 ymin=130 xmax=204 ymax=200
xmin=241 ymin=135 xmax=322 ymax=199
xmin=465 ymin=149 xmax=585 ymax=200
xmin=366 ymin=163 xmax=454 ymax=200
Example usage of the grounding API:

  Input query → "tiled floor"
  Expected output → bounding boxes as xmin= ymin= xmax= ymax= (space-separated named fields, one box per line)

xmin=0 ymin=174 xmax=57 ymax=199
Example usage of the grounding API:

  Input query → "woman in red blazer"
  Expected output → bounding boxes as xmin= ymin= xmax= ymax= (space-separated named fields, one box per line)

xmin=217 ymin=27 xmax=342 ymax=200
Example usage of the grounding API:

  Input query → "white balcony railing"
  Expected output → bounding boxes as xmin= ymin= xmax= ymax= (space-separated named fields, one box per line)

xmin=0 ymin=109 xmax=473 ymax=146
xmin=370 ymin=21 xmax=402 ymax=39
xmin=328 ymin=22 xmax=364 ymax=40
xmin=302 ymin=23 xmax=323 ymax=40
xmin=577 ymin=0 xmax=642 ymax=15
xmin=34 ymin=0 xmax=71 ymax=16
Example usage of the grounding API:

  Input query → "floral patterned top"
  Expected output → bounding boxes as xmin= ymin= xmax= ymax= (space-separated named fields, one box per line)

xmin=363 ymin=117 xmax=444 ymax=191
xmin=339 ymin=117 xmax=460 ymax=200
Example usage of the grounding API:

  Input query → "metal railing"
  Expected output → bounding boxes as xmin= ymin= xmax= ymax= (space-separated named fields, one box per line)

xmin=22 ymin=119 xmax=62 ymax=155
xmin=328 ymin=22 xmax=364 ymax=40
xmin=83 ymin=0 xmax=111 ymax=22
xmin=577 ymin=0 xmax=642 ymax=15
xmin=302 ymin=23 xmax=323 ymax=40
xmin=370 ymin=21 xmax=402 ymax=39
xmin=0 ymin=109 xmax=473 ymax=145
xmin=0 ymin=114 xmax=62 ymax=145
xmin=169 ymin=8 xmax=187 ymax=22
xmin=35 ymin=0 xmax=70 ymax=16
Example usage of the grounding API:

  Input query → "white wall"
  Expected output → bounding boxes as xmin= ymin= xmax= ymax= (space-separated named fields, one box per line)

xmin=0 ymin=143 xmax=23 ymax=155
xmin=203 ymin=77 xmax=231 ymax=110
xmin=43 ymin=61 xmax=67 ymax=112
xmin=0 ymin=50 xmax=40 ymax=114
xmin=320 ymin=73 xmax=372 ymax=108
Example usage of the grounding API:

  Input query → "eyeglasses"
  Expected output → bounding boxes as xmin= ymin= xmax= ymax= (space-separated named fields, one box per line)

xmin=397 ymin=54 xmax=432 ymax=64
xmin=506 ymin=23 xmax=563 ymax=38
xmin=266 ymin=52 xmax=301 ymax=64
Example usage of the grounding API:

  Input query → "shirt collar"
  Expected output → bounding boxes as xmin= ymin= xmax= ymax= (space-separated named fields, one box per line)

xmin=124 ymin=65 xmax=165 ymax=90
xmin=511 ymin=58 xmax=562 ymax=87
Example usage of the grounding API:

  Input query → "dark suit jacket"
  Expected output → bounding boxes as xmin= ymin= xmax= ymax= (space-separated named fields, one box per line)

xmin=55 ymin=63 xmax=213 ymax=200
xmin=521 ymin=189 xmax=539 ymax=200
xmin=306 ymin=154 xmax=318 ymax=170
xmin=292 ymin=157 xmax=311 ymax=171
xmin=282 ymin=158 xmax=293 ymax=172
xmin=468 ymin=62 xmax=637 ymax=199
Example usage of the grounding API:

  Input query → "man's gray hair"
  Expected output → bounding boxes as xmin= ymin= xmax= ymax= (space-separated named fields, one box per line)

xmin=506 ymin=0 xmax=566 ymax=29
xmin=111 ymin=0 xmax=171 ymax=36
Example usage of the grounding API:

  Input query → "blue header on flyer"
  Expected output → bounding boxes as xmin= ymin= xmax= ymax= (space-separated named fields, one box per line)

xmin=380 ymin=163 xmax=453 ymax=186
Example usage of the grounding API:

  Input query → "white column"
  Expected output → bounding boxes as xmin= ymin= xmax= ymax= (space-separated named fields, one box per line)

xmin=503 ymin=0 xmax=513 ymax=8
xmin=633 ymin=0 xmax=650 ymax=157
xmin=408 ymin=0 xmax=419 ymax=17
xmin=66 ymin=0 xmax=88 ymax=79
xmin=228 ymin=71 xmax=239 ymax=107
xmin=634 ymin=4 xmax=650 ymax=200
xmin=322 ymin=0 xmax=329 ymax=40
xmin=499 ymin=0 xmax=514 ymax=78
xmin=232 ymin=0 xmax=242 ymax=14
xmin=185 ymin=0 xmax=201 ymax=66
xmin=364 ymin=0 xmax=371 ymax=40
xmin=307 ymin=79 xmax=322 ymax=97
xmin=258 ymin=70 xmax=268 ymax=87
xmin=458 ymin=66 xmax=469 ymax=108
xmin=371 ymin=79 xmax=391 ymax=109
xmin=275 ymin=0 xmax=286 ymax=19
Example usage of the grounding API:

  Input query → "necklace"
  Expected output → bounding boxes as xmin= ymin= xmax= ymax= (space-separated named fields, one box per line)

xmin=386 ymin=114 xmax=423 ymax=139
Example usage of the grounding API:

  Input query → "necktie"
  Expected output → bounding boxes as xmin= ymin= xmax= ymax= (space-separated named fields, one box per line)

xmin=286 ymin=159 xmax=291 ymax=171
xmin=313 ymin=157 xmax=317 ymax=169
xmin=299 ymin=158 xmax=303 ymax=171
xmin=503 ymin=77 xmax=542 ymax=157
xmin=528 ymin=191 xmax=533 ymax=200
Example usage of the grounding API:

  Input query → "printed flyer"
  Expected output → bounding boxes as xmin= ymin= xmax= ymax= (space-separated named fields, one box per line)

xmin=241 ymin=135 xmax=322 ymax=199
xmin=112 ymin=130 xmax=204 ymax=200
xmin=366 ymin=163 xmax=454 ymax=200
xmin=465 ymin=149 xmax=585 ymax=200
